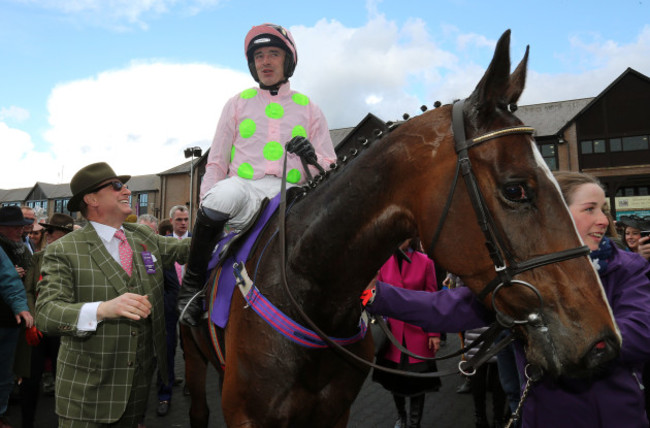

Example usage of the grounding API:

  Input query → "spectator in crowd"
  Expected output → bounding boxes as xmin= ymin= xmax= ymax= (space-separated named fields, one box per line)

xmin=156 ymin=205 xmax=190 ymax=417
xmin=28 ymin=221 xmax=46 ymax=252
xmin=137 ymin=214 xmax=159 ymax=233
xmin=158 ymin=219 xmax=173 ymax=237
xmin=177 ymin=23 xmax=337 ymax=326
xmin=0 ymin=206 xmax=34 ymax=428
xmin=372 ymin=238 xmax=440 ymax=428
xmin=20 ymin=207 xmax=36 ymax=255
xmin=16 ymin=213 xmax=75 ymax=428
xmin=619 ymin=215 xmax=650 ymax=260
xmin=35 ymin=162 xmax=190 ymax=428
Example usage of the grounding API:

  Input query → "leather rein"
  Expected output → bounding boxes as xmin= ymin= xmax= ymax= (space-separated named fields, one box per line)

xmin=270 ymin=100 xmax=589 ymax=378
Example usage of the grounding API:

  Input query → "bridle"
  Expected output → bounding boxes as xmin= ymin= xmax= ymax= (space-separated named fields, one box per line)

xmin=427 ymin=100 xmax=589 ymax=327
xmin=270 ymin=99 xmax=590 ymax=377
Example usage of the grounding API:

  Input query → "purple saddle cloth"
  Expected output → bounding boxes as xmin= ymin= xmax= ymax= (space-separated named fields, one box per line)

xmin=208 ymin=194 xmax=281 ymax=328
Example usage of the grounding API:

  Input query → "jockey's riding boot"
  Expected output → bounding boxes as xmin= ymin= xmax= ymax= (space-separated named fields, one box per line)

xmin=407 ymin=394 xmax=425 ymax=428
xmin=393 ymin=395 xmax=407 ymax=428
xmin=178 ymin=207 xmax=229 ymax=326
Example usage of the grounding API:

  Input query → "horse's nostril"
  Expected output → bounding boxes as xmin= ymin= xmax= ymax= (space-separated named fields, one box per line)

xmin=595 ymin=340 xmax=606 ymax=350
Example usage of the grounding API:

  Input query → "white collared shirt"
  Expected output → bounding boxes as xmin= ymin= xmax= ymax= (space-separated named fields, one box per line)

xmin=78 ymin=222 xmax=129 ymax=331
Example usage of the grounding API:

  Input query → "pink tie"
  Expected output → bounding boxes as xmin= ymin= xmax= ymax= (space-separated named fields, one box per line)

xmin=115 ymin=230 xmax=133 ymax=276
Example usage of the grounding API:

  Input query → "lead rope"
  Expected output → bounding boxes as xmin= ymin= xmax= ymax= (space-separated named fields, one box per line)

xmin=504 ymin=364 xmax=541 ymax=428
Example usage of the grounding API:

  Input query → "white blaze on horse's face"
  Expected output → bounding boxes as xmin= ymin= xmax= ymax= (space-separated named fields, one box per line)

xmin=533 ymin=142 xmax=620 ymax=340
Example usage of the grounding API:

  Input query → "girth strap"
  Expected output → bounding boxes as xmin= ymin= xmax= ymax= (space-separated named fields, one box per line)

xmin=234 ymin=262 xmax=368 ymax=348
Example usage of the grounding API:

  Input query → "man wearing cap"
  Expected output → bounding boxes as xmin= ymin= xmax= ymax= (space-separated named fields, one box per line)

xmin=21 ymin=207 xmax=37 ymax=255
xmin=0 ymin=206 xmax=34 ymax=428
xmin=35 ymin=162 xmax=190 ymax=428
xmin=177 ymin=23 xmax=337 ymax=326
xmin=17 ymin=213 xmax=75 ymax=428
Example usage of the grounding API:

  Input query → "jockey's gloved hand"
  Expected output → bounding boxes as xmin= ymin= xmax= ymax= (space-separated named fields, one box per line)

xmin=286 ymin=136 xmax=318 ymax=166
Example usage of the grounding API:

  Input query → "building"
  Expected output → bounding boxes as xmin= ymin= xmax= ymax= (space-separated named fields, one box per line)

xmin=515 ymin=67 xmax=650 ymax=219
xmin=3 ymin=68 xmax=649 ymax=222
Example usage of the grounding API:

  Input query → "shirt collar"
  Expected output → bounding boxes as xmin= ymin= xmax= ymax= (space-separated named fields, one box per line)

xmin=91 ymin=221 xmax=123 ymax=244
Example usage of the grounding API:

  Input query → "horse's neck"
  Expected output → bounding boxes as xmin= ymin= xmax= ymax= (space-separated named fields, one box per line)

xmin=288 ymin=138 xmax=420 ymax=297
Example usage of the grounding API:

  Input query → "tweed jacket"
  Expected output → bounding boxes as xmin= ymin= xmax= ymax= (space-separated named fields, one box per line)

xmin=34 ymin=222 xmax=190 ymax=423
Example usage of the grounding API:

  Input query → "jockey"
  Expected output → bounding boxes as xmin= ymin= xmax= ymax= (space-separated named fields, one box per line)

xmin=178 ymin=23 xmax=337 ymax=326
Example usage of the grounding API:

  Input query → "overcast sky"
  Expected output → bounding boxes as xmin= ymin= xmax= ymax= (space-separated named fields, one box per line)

xmin=1 ymin=0 xmax=649 ymax=189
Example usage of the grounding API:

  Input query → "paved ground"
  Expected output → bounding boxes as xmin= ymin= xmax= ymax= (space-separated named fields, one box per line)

xmin=8 ymin=335 xmax=496 ymax=427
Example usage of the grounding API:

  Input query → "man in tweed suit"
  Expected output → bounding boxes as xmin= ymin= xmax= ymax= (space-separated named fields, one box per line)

xmin=35 ymin=162 xmax=190 ymax=428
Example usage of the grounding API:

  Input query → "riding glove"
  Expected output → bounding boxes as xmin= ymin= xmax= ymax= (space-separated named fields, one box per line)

xmin=286 ymin=136 xmax=318 ymax=166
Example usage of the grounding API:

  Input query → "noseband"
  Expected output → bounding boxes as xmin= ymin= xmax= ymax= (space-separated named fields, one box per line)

xmin=428 ymin=100 xmax=589 ymax=326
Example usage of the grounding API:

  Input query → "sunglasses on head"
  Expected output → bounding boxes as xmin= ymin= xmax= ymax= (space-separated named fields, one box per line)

xmin=89 ymin=180 xmax=127 ymax=194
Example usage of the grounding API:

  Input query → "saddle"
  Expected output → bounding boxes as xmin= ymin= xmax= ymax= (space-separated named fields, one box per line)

xmin=206 ymin=193 xmax=282 ymax=328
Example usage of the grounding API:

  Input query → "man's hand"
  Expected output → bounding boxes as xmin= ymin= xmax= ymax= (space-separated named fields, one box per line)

xmin=16 ymin=310 xmax=34 ymax=328
xmin=15 ymin=266 xmax=25 ymax=278
xmin=97 ymin=293 xmax=152 ymax=321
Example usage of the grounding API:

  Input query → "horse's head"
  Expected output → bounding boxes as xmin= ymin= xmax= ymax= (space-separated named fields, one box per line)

xmin=416 ymin=30 xmax=620 ymax=378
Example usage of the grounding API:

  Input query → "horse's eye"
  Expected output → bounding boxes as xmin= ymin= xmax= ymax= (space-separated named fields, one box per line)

xmin=503 ymin=183 xmax=530 ymax=202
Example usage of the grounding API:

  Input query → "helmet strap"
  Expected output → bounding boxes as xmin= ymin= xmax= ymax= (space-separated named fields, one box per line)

xmin=259 ymin=78 xmax=288 ymax=95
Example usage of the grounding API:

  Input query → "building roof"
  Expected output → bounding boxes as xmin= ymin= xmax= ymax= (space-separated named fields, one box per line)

xmin=514 ymin=98 xmax=594 ymax=137
xmin=33 ymin=182 xmax=71 ymax=199
xmin=158 ymin=158 xmax=202 ymax=176
xmin=0 ymin=187 xmax=32 ymax=203
xmin=127 ymin=174 xmax=160 ymax=192
xmin=330 ymin=127 xmax=354 ymax=148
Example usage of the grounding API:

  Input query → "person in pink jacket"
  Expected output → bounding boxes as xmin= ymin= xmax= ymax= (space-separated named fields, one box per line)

xmin=178 ymin=23 xmax=337 ymax=325
xmin=372 ymin=238 xmax=441 ymax=428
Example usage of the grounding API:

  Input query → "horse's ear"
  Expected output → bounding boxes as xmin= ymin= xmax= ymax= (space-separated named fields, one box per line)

xmin=506 ymin=45 xmax=529 ymax=104
xmin=467 ymin=29 xmax=512 ymax=113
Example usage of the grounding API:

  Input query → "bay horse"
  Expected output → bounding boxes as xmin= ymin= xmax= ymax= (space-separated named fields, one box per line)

xmin=181 ymin=29 xmax=620 ymax=427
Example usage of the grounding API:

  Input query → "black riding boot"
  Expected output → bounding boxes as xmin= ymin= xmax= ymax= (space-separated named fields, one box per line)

xmin=393 ymin=395 xmax=407 ymax=428
xmin=177 ymin=207 xmax=228 ymax=326
xmin=407 ymin=394 xmax=425 ymax=428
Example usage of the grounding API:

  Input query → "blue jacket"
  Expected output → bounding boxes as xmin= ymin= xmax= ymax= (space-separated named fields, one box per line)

xmin=0 ymin=246 xmax=29 ymax=327
xmin=368 ymin=242 xmax=650 ymax=428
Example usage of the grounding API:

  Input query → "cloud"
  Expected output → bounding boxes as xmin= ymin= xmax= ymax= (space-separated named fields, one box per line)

xmin=37 ymin=61 xmax=250 ymax=184
xmin=0 ymin=106 xmax=30 ymax=122
xmin=291 ymin=16 xmax=459 ymax=128
xmin=14 ymin=0 xmax=222 ymax=29
xmin=522 ymin=25 xmax=650 ymax=104
xmin=0 ymin=122 xmax=60 ymax=189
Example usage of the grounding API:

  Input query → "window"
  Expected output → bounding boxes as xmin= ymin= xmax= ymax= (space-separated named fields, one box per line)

xmin=610 ymin=138 xmax=622 ymax=152
xmin=138 ymin=193 xmax=148 ymax=215
xmin=593 ymin=139 xmax=606 ymax=153
xmin=538 ymin=143 xmax=557 ymax=170
xmin=616 ymin=186 xmax=649 ymax=197
xmin=54 ymin=198 xmax=72 ymax=215
xmin=622 ymin=135 xmax=649 ymax=151
xmin=28 ymin=200 xmax=48 ymax=211
xmin=581 ymin=140 xmax=593 ymax=154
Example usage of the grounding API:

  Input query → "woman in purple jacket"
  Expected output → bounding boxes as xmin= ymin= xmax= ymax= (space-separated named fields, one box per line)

xmin=366 ymin=171 xmax=650 ymax=428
